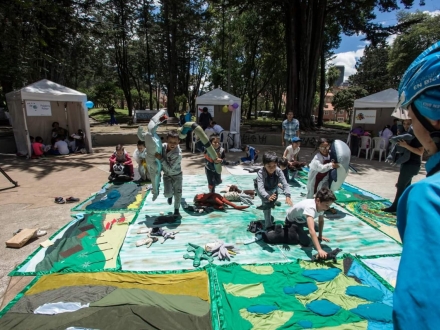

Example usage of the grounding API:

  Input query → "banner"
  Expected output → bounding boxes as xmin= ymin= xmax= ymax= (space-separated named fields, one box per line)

xmin=354 ymin=109 xmax=376 ymax=124
xmin=197 ymin=105 xmax=214 ymax=118
xmin=25 ymin=101 xmax=52 ymax=116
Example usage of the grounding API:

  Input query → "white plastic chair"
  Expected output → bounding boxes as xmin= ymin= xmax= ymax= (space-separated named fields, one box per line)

xmin=191 ymin=130 xmax=197 ymax=154
xmin=358 ymin=136 xmax=372 ymax=159
xmin=370 ymin=137 xmax=387 ymax=162
xmin=220 ymin=130 xmax=230 ymax=152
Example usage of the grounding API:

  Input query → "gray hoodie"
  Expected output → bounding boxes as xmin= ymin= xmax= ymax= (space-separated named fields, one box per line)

xmin=256 ymin=167 xmax=291 ymax=201
xmin=161 ymin=143 xmax=182 ymax=176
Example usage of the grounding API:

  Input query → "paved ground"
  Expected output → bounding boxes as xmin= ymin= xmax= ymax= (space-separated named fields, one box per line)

xmin=0 ymin=143 xmax=426 ymax=309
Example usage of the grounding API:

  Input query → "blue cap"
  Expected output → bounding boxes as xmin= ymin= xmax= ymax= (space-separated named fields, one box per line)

xmin=291 ymin=137 xmax=302 ymax=142
xmin=393 ymin=41 xmax=440 ymax=120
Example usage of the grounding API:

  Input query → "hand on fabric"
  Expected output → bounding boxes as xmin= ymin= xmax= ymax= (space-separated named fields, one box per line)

xmin=285 ymin=197 xmax=293 ymax=206
xmin=268 ymin=193 xmax=277 ymax=202
xmin=318 ymin=235 xmax=330 ymax=242
xmin=332 ymin=162 xmax=339 ymax=169
xmin=154 ymin=152 xmax=162 ymax=160
xmin=278 ymin=183 xmax=283 ymax=188
xmin=214 ymin=158 xmax=223 ymax=164
xmin=317 ymin=249 xmax=328 ymax=259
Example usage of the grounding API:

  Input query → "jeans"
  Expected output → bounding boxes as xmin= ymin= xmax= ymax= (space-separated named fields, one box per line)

xmin=390 ymin=162 xmax=421 ymax=210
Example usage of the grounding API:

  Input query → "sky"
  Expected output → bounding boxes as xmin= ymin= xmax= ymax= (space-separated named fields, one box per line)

xmin=330 ymin=0 xmax=440 ymax=81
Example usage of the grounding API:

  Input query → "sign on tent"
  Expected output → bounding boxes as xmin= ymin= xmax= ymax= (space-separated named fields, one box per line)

xmin=25 ymin=101 xmax=52 ymax=116
xmin=354 ymin=109 xmax=376 ymax=124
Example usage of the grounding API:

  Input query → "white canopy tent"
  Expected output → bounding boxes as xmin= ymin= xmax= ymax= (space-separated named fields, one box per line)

xmin=195 ymin=88 xmax=241 ymax=148
xmin=5 ymin=79 xmax=93 ymax=156
xmin=349 ymin=88 xmax=398 ymax=139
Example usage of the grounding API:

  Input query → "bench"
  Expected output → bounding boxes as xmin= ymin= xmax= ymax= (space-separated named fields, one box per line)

xmin=133 ymin=110 xmax=168 ymax=124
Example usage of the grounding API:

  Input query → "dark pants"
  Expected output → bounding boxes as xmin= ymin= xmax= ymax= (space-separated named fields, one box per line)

xmin=205 ymin=168 xmax=222 ymax=192
xmin=350 ymin=135 xmax=360 ymax=156
xmin=110 ymin=114 xmax=117 ymax=125
xmin=284 ymin=219 xmax=319 ymax=247
xmin=390 ymin=162 xmax=421 ymax=210
xmin=185 ymin=134 xmax=191 ymax=150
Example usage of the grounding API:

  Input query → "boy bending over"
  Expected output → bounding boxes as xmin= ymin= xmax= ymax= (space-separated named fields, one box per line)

xmin=285 ymin=187 xmax=336 ymax=259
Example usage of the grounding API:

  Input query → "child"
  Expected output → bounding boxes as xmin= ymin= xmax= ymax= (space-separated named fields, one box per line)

xmin=241 ymin=145 xmax=259 ymax=164
xmin=74 ymin=129 xmax=86 ymax=152
xmin=109 ymin=144 xmax=134 ymax=181
xmin=32 ymin=136 xmax=45 ymax=159
xmin=277 ymin=157 xmax=289 ymax=184
xmin=67 ymin=136 xmax=76 ymax=153
xmin=155 ymin=130 xmax=182 ymax=216
xmin=204 ymin=135 xmax=225 ymax=193
xmin=50 ymin=136 xmax=70 ymax=155
xmin=256 ymin=151 xmax=292 ymax=229
xmin=285 ymin=187 xmax=336 ymax=259
xmin=133 ymin=140 xmax=149 ymax=181
xmin=306 ymin=138 xmax=339 ymax=198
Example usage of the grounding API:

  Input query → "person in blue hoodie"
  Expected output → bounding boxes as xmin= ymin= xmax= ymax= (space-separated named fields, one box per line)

xmin=392 ymin=41 xmax=440 ymax=330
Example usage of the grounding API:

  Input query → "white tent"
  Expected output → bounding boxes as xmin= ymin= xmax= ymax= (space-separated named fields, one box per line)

xmin=350 ymin=88 xmax=398 ymax=136
xmin=5 ymin=79 xmax=93 ymax=156
xmin=195 ymin=89 xmax=241 ymax=148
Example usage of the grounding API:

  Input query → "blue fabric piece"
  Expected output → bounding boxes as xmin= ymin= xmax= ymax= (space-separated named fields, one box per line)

xmin=86 ymin=190 xmax=121 ymax=210
xmin=350 ymin=303 xmax=393 ymax=323
xmin=306 ymin=299 xmax=341 ymax=316
xmin=367 ymin=321 xmax=393 ymax=330
xmin=302 ymin=268 xmax=341 ymax=282
xmin=394 ymin=159 xmax=440 ymax=330
xmin=246 ymin=305 xmax=278 ymax=314
xmin=283 ymin=283 xmax=318 ymax=296
xmin=346 ymin=286 xmax=384 ymax=302
xmin=297 ymin=320 xmax=313 ymax=328
xmin=347 ymin=261 xmax=393 ymax=307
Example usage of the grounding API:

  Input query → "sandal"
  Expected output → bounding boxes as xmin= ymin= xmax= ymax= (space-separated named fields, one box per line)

xmin=55 ymin=197 xmax=65 ymax=204
xmin=66 ymin=197 xmax=80 ymax=203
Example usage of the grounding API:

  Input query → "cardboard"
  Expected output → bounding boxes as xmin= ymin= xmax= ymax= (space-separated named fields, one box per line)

xmin=6 ymin=228 xmax=37 ymax=248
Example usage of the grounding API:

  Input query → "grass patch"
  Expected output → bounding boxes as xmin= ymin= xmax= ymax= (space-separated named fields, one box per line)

xmin=88 ymin=108 xmax=132 ymax=124
xmin=323 ymin=121 xmax=351 ymax=130
xmin=243 ymin=118 xmax=283 ymax=126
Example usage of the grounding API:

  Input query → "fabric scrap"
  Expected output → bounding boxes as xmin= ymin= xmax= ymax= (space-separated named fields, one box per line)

xmin=59 ymin=244 xmax=83 ymax=258
xmin=306 ymin=299 xmax=341 ymax=316
xmin=283 ymin=283 xmax=318 ymax=296
xmin=346 ymin=286 xmax=384 ymax=302
xmin=241 ymin=265 xmax=274 ymax=275
xmin=39 ymin=240 xmax=54 ymax=248
xmin=223 ymin=283 xmax=264 ymax=298
xmin=246 ymin=305 xmax=278 ymax=314
xmin=350 ymin=303 xmax=393 ymax=323
xmin=302 ymin=268 xmax=341 ymax=282
xmin=76 ymin=232 xmax=89 ymax=239
xmin=78 ymin=225 xmax=95 ymax=232
xmin=297 ymin=320 xmax=313 ymax=328
xmin=34 ymin=302 xmax=89 ymax=315
xmin=239 ymin=309 xmax=293 ymax=329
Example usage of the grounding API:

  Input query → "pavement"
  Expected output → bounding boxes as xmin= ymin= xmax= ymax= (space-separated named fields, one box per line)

xmin=0 ymin=142 xmax=426 ymax=309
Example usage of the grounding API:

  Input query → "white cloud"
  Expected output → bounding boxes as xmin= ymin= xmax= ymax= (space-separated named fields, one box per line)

xmin=386 ymin=34 xmax=397 ymax=46
xmin=424 ymin=10 xmax=440 ymax=17
xmin=330 ymin=48 xmax=365 ymax=81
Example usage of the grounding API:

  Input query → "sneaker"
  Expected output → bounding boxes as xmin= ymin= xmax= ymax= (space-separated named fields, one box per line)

xmin=33 ymin=230 xmax=47 ymax=238
xmin=174 ymin=209 xmax=180 ymax=216
xmin=167 ymin=197 xmax=173 ymax=205
xmin=55 ymin=197 xmax=65 ymax=204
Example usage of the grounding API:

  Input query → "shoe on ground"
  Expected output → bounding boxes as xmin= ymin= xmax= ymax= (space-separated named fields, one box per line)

xmin=381 ymin=207 xmax=396 ymax=213
xmin=33 ymin=230 xmax=47 ymax=238
xmin=168 ymin=197 xmax=173 ymax=205
xmin=66 ymin=197 xmax=80 ymax=203
xmin=55 ymin=197 xmax=65 ymax=204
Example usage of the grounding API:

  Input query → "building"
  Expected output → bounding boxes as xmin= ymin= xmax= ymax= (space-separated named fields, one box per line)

xmin=313 ymin=91 xmax=349 ymax=123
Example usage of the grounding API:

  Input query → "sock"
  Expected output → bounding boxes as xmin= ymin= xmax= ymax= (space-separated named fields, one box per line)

xmin=167 ymin=197 xmax=173 ymax=205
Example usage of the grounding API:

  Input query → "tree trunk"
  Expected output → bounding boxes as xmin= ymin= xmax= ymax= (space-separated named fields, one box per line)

xmin=144 ymin=0 xmax=154 ymax=111
xmin=317 ymin=50 xmax=325 ymax=127
xmin=285 ymin=0 xmax=327 ymax=130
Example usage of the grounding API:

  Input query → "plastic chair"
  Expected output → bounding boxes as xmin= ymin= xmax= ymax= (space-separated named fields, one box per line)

xmin=358 ymin=136 xmax=372 ymax=159
xmin=220 ymin=130 xmax=230 ymax=152
xmin=370 ymin=137 xmax=387 ymax=162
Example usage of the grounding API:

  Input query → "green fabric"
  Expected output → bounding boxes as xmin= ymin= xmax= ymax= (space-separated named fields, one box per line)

xmin=223 ymin=283 xmax=265 ymax=298
xmin=212 ymin=263 xmax=365 ymax=330
xmin=242 ymin=265 xmax=274 ymax=275
xmin=10 ymin=285 xmax=116 ymax=313
xmin=342 ymin=201 xmax=396 ymax=226
xmin=0 ymin=305 xmax=212 ymax=330
xmin=240 ymin=309 xmax=294 ymax=329
xmin=90 ymin=288 xmax=210 ymax=317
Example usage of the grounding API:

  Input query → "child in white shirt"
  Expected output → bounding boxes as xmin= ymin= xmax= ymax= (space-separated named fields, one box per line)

xmin=285 ymin=187 xmax=336 ymax=259
xmin=133 ymin=140 xmax=149 ymax=181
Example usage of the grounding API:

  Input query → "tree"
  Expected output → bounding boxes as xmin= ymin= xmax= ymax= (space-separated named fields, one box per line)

xmin=388 ymin=11 xmax=440 ymax=82
xmin=349 ymin=42 xmax=394 ymax=93
xmin=332 ymin=87 xmax=368 ymax=123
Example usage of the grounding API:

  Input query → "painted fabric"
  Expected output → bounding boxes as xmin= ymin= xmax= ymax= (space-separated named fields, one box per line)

xmin=342 ymin=201 xmax=396 ymax=226
xmin=10 ymin=213 xmax=135 ymax=275
xmin=209 ymin=257 xmax=394 ymax=330
xmin=361 ymin=256 xmax=400 ymax=287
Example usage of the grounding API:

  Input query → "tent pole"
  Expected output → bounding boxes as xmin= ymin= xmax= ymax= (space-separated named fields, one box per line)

xmin=21 ymin=101 xmax=32 ymax=158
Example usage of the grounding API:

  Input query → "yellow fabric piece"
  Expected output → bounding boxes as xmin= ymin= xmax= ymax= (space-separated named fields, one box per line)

xmin=98 ymin=213 xmax=135 ymax=269
xmin=317 ymin=320 xmax=368 ymax=330
xmin=223 ymin=283 xmax=264 ymax=298
xmin=239 ymin=309 xmax=293 ymax=329
xmin=295 ymin=272 xmax=368 ymax=310
xmin=25 ymin=271 xmax=209 ymax=301
xmin=241 ymin=265 xmax=274 ymax=275
xmin=127 ymin=192 xmax=144 ymax=209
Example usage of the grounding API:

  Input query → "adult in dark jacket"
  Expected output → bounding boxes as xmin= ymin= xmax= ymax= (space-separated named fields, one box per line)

xmin=199 ymin=107 xmax=212 ymax=130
